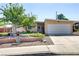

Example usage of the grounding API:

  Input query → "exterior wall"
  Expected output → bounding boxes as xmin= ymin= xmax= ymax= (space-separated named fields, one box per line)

xmin=0 ymin=27 xmax=12 ymax=32
xmin=28 ymin=22 xmax=44 ymax=33
xmin=0 ymin=28 xmax=4 ymax=32
xmin=44 ymin=19 xmax=75 ymax=35
xmin=37 ymin=22 xmax=44 ymax=33
xmin=16 ymin=27 xmax=26 ymax=32
xmin=21 ymin=19 xmax=77 ymax=35
xmin=28 ymin=26 xmax=37 ymax=32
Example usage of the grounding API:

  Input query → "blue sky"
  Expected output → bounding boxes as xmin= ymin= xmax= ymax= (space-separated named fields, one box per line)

xmin=0 ymin=3 xmax=79 ymax=21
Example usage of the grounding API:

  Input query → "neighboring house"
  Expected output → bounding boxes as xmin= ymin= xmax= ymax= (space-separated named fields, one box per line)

xmin=0 ymin=26 xmax=12 ymax=32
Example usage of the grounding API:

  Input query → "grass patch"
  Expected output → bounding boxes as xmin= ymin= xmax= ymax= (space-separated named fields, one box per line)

xmin=20 ymin=32 xmax=45 ymax=38
xmin=20 ymin=31 xmax=33 ymax=34
xmin=30 ymin=33 xmax=45 ymax=38
xmin=0 ymin=32 xmax=8 ymax=36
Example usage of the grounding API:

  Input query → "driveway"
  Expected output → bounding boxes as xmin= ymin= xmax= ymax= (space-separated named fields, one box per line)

xmin=49 ymin=36 xmax=79 ymax=45
xmin=49 ymin=36 xmax=79 ymax=55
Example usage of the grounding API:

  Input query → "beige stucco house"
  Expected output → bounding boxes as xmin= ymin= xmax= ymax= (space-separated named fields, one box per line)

xmin=45 ymin=19 xmax=76 ymax=35
xmin=30 ymin=19 xmax=79 ymax=35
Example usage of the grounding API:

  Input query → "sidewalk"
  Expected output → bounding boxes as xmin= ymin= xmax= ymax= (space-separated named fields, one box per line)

xmin=0 ymin=44 xmax=79 ymax=55
xmin=0 ymin=45 xmax=50 ymax=56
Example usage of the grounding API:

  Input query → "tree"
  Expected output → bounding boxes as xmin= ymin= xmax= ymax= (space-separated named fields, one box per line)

xmin=21 ymin=13 xmax=36 ymax=31
xmin=0 ymin=3 xmax=36 ymax=43
xmin=0 ymin=3 xmax=25 ymax=43
xmin=0 ymin=3 xmax=25 ymax=26
xmin=57 ymin=13 xmax=68 ymax=20
xmin=0 ymin=3 xmax=36 ymax=26
xmin=0 ymin=3 xmax=36 ymax=29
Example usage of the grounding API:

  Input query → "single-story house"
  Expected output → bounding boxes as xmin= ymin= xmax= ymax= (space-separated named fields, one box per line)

xmin=0 ymin=19 xmax=79 ymax=35
xmin=29 ymin=19 xmax=79 ymax=35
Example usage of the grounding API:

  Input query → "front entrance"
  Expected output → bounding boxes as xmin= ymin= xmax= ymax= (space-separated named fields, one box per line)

xmin=37 ymin=22 xmax=44 ymax=33
xmin=37 ymin=26 xmax=44 ymax=33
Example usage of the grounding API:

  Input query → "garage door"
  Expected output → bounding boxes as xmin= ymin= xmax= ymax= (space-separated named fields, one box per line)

xmin=47 ymin=24 xmax=72 ymax=35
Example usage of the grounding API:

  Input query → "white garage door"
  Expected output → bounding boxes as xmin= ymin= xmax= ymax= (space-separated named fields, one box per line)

xmin=47 ymin=24 xmax=72 ymax=35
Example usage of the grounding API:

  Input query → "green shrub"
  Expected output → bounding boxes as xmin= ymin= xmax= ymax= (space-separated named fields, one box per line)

xmin=20 ymin=31 xmax=33 ymax=34
xmin=30 ymin=33 xmax=45 ymax=38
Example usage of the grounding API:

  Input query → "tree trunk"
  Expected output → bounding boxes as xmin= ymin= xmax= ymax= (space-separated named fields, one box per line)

xmin=12 ymin=24 xmax=20 ymax=43
xmin=12 ymin=24 xmax=16 ymax=35
xmin=4 ymin=20 xmax=6 ymax=32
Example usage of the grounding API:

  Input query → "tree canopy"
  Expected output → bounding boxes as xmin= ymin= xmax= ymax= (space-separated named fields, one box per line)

xmin=57 ymin=13 xmax=68 ymax=20
xmin=21 ymin=13 xmax=36 ymax=27
xmin=0 ymin=3 xmax=36 ymax=28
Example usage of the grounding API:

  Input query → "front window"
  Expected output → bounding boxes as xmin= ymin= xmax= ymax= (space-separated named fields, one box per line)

xmin=28 ymin=26 xmax=32 ymax=29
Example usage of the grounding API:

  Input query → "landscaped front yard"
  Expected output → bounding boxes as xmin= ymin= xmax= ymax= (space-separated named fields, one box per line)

xmin=0 ymin=32 xmax=53 ymax=48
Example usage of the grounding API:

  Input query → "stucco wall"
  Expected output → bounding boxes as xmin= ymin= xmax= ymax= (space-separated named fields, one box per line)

xmin=29 ymin=22 xmax=44 ymax=33
xmin=28 ymin=26 xmax=37 ymax=32
xmin=0 ymin=27 xmax=12 ymax=32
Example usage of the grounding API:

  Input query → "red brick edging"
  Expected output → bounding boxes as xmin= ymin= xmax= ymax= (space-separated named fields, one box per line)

xmin=0 ymin=37 xmax=42 ymax=44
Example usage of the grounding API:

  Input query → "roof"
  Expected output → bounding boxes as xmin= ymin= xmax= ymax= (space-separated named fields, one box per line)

xmin=45 ymin=19 xmax=79 ymax=23
xmin=36 ymin=21 xmax=44 ymax=23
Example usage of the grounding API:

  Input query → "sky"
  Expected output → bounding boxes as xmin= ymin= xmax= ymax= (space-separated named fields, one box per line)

xmin=0 ymin=3 xmax=79 ymax=21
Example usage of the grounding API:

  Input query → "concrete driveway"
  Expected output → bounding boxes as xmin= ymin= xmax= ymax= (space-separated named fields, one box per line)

xmin=49 ymin=36 xmax=79 ymax=45
xmin=49 ymin=36 xmax=79 ymax=54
